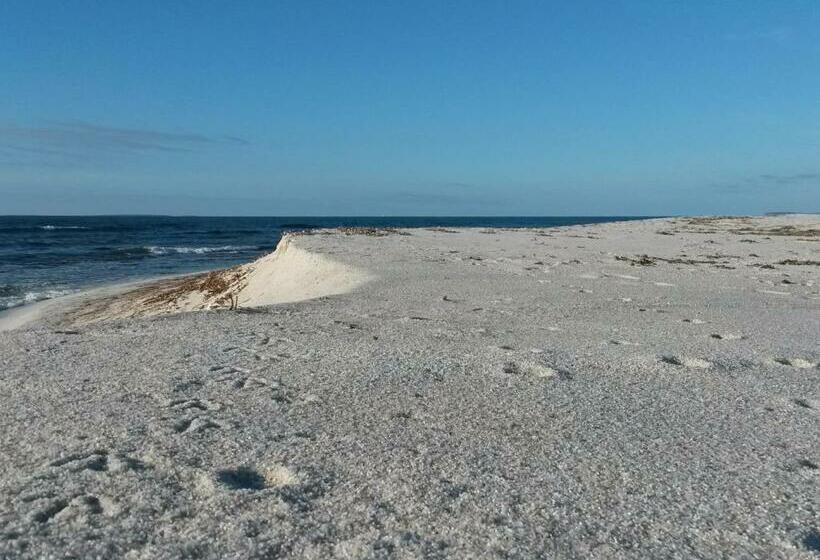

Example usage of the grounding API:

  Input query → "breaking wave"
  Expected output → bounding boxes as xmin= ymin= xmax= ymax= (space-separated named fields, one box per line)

xmin=39 ymin=225 xmax=90 ymax=230
xmin=146 ymin=245 xmax=257 ymax=256
xmin=1 ymin=288 xmax=75 ymax=309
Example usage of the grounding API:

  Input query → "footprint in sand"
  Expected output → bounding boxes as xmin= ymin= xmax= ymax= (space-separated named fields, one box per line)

xmin=107 ymin=454 xmax=147 ymax=473
xmin=47 ymin=451 xmax=109 ymax=472
xmin=166 ymin=398 xmax=223 ymax=412
xmin=503 ymin=361 xmax=566 ymax=379
xmin=27 ymin=450 xmax=144 ymax=524
xmin=790 ymin=459 xmax=818 ymax=472
xmin=44 ymin=495 xmax=118 ymax=523
xmin=710 ymin=333 xmax=744 ymax=341
xmin=29 ymin=499 xmax=70 ymax=523
xmin=172 ymin=416 xmax=224 ymax=434
xmin=46 ymin=450 xmax=145 ymax=474
xmin=216 ymin=376 xmax=250 ymax=389
xmin=210 ymin=364 xmax=250 ymax=375
xmin=660 ymin=355 xmax=713 ymax=369
xmin=205 ymin=463 xmax=302 ymax=495
xmin=214 ymin=467 xmax=267 ymax=491
xmin=773 ymin=357 xmax=817 ymax=369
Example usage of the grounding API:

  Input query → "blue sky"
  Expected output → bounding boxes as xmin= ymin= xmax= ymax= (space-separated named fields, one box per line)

xmin=1 ymin=1 xmax=818 ymax=215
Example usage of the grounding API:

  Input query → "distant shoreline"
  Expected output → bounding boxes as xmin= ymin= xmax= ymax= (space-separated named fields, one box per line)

xmin=3 ymin=214 xmax=817 ymax=332
xmin=0 ymin=215 xmax=650 ymax=317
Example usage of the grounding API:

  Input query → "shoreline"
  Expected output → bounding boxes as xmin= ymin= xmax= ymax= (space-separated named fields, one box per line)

xmin=0 ymin=220 xmax=644 ymax=332
xmin=1 ymin=214 xmax=817 ymax=332
xmin=0 ymin=277 xmax=156 ymax=332
xmin=0 ymin=232 xmax=374 ymax=331
xmin=0 ymin=216 xmax=682 ymax=332
xmin=0 ymin=273 xmax=198 ymax=332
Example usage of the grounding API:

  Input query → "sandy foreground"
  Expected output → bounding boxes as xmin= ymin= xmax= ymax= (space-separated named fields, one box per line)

xmin=0 ymin=215 xmax=818 ymax=559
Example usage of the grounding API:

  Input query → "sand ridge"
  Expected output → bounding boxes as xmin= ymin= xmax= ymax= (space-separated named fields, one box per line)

xmin=35 ymin=233 xmax=373 ymax=327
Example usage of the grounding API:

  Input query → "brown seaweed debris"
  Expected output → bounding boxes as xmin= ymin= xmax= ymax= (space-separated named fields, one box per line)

xmin=776 ymin=259 xmax=820 ymax=266
xmin=615 ymin=254 xmax=718 ymax=266
xmin=293 ymin=227 xmax=409 ymax=237
xmin=337 ymin=227 xmax=410 ymax=236
xmin=730 ymin=225 xmax=819 ymax=237
xmin=615 ymin=255 xmax=656 ymax=266
xmin=615 ymin=254 xmax=740 ymax=268
xmin=142 ymin=267 xmax=247 ymax=309
xmin=657 ymin=217 xmax=818 ymax=238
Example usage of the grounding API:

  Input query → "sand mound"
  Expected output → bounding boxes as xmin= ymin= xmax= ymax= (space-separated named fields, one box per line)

xmin=65 ymin=234 xmax=371 ymax=325
xmin=236 ymin=236 xmax=370 ymax=307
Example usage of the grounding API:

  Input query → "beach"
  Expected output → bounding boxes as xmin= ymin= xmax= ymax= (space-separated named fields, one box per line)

xmin=0 ymin=215 xmax=818 ymax=558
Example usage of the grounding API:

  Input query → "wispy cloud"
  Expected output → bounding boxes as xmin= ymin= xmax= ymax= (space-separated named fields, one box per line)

xmin=0 ymin=121 xmax=248 ymax=167
xmin=715 ymin=172 xmax=820 ymax=193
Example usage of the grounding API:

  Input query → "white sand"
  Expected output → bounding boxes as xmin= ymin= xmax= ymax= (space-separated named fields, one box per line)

xmin=235 ymin=234 xmax=372 ymax=307
xmin=0 ymin=215 xmax=818 ymax=558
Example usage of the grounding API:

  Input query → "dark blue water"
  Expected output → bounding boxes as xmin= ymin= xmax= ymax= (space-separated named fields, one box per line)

xmin=0 ymin=215 xmax=644 ymax=310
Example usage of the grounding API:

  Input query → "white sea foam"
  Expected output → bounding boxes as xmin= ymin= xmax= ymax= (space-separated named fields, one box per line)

xmin=2 ymin=289 xmax=75 ymax=309
xmin=39 ymin=225 xmax=89 ymax=230
xmin=147 ymin=245 xmax=256 ymax=256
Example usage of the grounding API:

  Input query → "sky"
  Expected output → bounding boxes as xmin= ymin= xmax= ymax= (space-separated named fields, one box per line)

xmin=1 ymin=1 xmax=818 ymax=216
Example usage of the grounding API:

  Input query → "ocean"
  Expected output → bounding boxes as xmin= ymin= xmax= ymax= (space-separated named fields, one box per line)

xmin=0 ymin=215 xmax=643 ymax=310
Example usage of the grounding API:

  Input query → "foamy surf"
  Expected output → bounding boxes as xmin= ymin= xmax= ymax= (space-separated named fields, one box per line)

xmin=38 ymin=225 xmax=90 ymax=230
xmin=1 ymin=288 xmax=76 ymax=310
xmin=146 ymin=245 xmax=257 ymax=256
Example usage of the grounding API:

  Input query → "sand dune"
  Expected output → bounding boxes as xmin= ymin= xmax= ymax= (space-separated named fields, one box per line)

xmin=235 ymin=235 xmax=372 ymax=308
